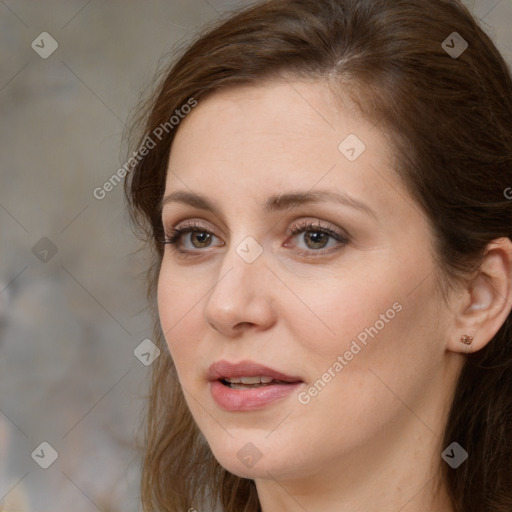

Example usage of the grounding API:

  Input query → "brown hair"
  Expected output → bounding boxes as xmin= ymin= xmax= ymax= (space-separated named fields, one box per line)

xmin=124 ymin=0 xmax=512 ymax=510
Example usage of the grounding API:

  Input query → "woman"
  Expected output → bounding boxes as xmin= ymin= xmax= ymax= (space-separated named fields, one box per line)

xmin=124 ymin=0 xmax=512 ymax=510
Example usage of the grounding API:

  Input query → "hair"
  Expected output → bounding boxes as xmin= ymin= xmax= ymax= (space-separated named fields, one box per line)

xmin=123 ymin=0 xmax=512 ymax=510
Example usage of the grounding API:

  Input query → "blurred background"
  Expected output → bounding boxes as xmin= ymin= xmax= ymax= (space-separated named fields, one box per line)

xmin=0 ymin=0 xmax=510 ymax=511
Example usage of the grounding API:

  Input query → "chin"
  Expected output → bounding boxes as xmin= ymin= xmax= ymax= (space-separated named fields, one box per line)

xmin=206 ymin=433 xmax=314 ymax=482
xmin=205 ymin=433 xmax=277 ymax=478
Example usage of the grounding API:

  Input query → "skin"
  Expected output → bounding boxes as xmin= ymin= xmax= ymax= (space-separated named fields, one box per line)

xmin=157 ymin=79 xmax=507 ymax=511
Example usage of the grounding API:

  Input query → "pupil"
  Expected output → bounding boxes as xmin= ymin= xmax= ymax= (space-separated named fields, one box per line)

xmin=306 ymin=231 xmax=327 ymax=249
xmin=193 ymin=232 xmax=211 ymax=247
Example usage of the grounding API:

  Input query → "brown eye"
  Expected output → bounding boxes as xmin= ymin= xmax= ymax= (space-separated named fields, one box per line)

xmin=288 ymin=220 xmax=349 ymax=255
xmin=163 ymin=222 xmax=223 ymax=254
xmin=302 ymin=230 xmax=331 ymax=249
xmin=189 ymin=231 xmax=213 ymax=248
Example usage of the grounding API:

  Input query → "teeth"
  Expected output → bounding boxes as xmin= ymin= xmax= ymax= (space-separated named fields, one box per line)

xmin=241 ymin=376 xmax=264 ymax=384
xmin=225 ymin=376 xmax=275 ymax=384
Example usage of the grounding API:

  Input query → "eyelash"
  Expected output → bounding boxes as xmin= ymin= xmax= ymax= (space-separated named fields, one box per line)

xmin=162 ymin=220 xmax=350 ymax=257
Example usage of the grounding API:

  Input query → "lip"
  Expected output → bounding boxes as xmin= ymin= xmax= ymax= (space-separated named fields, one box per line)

xmin=207 ymin=359 xmax=304 ymax=412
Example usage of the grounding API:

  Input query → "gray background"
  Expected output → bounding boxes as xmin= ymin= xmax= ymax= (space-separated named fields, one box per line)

xmin=0 ymin=1 xmax=510 ymax=511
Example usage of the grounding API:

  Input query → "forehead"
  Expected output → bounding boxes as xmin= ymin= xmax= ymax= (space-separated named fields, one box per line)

xmin=164 ymin=80 xmax=403 ymax=220
xmin=169 ymin=80 xmax=387 ymax=169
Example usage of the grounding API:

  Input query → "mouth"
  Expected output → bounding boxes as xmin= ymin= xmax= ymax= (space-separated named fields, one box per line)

xmin=207 ymin=360 xmax=304 ymax=411
xmin=219 ymin=376 xmax=295 ymax=389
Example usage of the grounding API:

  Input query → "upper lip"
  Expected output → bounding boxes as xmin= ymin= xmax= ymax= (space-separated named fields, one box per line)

xmin=207 ymin=360 xmax=303 ymax=383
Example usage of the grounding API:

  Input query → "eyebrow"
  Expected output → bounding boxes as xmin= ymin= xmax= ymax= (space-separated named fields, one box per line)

xmin=160 ymin=189 xmax=377 ymax=219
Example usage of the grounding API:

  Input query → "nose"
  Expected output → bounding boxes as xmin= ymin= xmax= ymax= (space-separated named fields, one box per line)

xmin=204 ymin=241 xmax=278 ymax=337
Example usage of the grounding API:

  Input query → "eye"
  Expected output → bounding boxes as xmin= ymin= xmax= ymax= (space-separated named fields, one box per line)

xmin=163 ymin=221 xmax=223 ymax=254
xmin=286 ymin=220 xmax=349 ymax=255
xmin=162 ymin=219 xmax=349 ymax=258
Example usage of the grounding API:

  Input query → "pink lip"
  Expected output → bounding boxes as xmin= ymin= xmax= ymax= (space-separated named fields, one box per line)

xmin=207 ymin=360 xmax=304 ymax=412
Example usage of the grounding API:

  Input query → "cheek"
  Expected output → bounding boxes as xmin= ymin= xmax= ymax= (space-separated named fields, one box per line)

xmin=287 ymin=277 xmax=441 ymax=450
xmin=157 ymin=262 xmax=206 ymax=370
xmin=289 ymin=253 xmax=440 ymax=384
xmin=285 ymin=270 xmax=402 ymax=362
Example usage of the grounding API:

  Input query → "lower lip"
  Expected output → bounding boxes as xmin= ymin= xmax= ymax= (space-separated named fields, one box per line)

xmin=210 ymin=380 xmax=302 ymax=412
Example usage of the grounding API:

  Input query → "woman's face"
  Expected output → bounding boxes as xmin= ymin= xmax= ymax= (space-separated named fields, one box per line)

xmin=158 ymin=80 xmax=461 ymax=487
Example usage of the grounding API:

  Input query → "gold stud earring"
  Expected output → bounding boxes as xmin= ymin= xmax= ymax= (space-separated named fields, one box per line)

xmin=460 ymin=334 xmax=474 ymax=345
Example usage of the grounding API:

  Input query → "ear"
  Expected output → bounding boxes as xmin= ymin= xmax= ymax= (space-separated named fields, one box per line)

xmin=448 ymin=237 xmax=512 ymax=354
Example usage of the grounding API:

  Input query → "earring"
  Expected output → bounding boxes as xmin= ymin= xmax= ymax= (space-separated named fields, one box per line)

xmin=460 ymin=334 xmax=474 ymax=345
